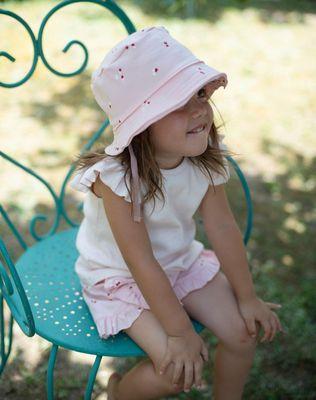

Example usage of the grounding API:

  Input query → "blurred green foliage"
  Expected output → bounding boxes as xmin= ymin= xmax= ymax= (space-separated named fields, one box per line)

xmin=0 ymin=0 xmax=315 ymax=399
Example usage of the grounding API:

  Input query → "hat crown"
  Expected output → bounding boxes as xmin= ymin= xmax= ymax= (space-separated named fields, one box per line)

xmin=91 ymin=26 xmax=201 ymax=131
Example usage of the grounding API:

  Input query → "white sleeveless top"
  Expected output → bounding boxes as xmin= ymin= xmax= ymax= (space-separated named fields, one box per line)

xmin=70 ymin=139 xmax=230 ymax=289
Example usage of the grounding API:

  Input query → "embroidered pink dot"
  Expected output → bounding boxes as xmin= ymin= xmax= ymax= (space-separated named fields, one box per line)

xmin=121 ymin=75 xmax=124 ymax=79
xmin=125 ymin=45 xmax=129 ymax=49
xmin=119 ymin=68 xmax=122 ymax=71
xmin=131 ymin=43 xmax=135 ymax=47
xmin=129 ymin=286 xmax=133 ymax=289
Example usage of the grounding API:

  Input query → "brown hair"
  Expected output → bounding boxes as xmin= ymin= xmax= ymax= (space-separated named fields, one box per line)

xmin=72 ymin=109 xmax=238 ymax=216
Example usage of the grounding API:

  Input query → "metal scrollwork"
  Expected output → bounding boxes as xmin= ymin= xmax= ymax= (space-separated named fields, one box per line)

xmin=1 ymin=0 xmax=136 ymax=239
xmin=0 ymin=237 xmax=35 ymax=337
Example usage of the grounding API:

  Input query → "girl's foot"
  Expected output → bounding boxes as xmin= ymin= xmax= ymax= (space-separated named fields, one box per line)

xmin=107 ymin=371 xmax=122 ymax=400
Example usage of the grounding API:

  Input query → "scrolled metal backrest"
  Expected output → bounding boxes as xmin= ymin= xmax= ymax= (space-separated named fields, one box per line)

xmin=0 ymin=0 xmax=137 ymax=346
xmin=1 ymin=0 xmax=136 ymax=239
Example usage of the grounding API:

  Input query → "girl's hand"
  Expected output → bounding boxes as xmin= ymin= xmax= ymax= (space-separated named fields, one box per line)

xmin=158 ymin=328 xmax=209 ymax=393
xmin=237 ymin=296 xmax=285 ymax=342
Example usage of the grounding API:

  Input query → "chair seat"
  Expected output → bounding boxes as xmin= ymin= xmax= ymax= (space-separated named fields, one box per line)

xmin=14 ymin=228 xmax=204 ymax=357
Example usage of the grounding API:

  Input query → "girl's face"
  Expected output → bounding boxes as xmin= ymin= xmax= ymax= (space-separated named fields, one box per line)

xmin=149 ymin=87 xmax=213 ymax=170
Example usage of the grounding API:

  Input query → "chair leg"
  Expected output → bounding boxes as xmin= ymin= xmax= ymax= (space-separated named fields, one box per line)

xmin=0 ymin=295 xmax=14 ymax=377
xmin=84 ymin=355 xmax=102 ymax=400
xmin=47 ymin=343 xmax=58 ymax=400
xmin=46 ymin=343 xmax=103 ymax=400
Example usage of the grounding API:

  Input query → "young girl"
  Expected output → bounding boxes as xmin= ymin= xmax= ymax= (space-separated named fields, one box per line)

xmin=70 ymin=26 xmax=284 ymax=400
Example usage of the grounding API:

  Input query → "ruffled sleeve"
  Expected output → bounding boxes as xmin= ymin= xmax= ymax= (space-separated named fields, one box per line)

xmin=209 ymin=134 xmax=231 ymax=186
xmin=69 ymin=156 xmax=132 ymax=202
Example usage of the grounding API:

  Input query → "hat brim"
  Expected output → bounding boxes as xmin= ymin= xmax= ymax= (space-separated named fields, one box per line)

xmin=105 ymin=61 xmax=227 ymax=155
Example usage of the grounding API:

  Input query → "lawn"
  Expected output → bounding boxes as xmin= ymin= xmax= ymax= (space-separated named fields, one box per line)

xmin=0 ymin=0 xmax=315 ymax=398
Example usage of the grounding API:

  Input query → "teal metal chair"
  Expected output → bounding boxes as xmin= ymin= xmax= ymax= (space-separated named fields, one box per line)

xmin=0 ymin=1 xmax=253 ymax=398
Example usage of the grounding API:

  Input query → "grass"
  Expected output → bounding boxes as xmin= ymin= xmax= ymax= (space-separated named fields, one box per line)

xmin=0 ymin=0 xmax=315 ymax=398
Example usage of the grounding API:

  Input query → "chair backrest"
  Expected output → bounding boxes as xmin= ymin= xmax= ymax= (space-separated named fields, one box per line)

xmin=0 ymin=0 xmax=253 ymax=369
xmin=0 ymin=3 xmax=138 ymax=375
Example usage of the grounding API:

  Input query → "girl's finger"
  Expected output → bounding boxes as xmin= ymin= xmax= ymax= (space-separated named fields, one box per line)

xmin=266 ymin=318 xmax=274 ymax=342
xmin=243 ymin=316 xmax=257 ymax=338
xmin=201 ymin=344 xmax=209 ymax=362
xmin=172 ymin=361 xmax=184 ymax=385
xmin=270 ymin=310 xmax=283 ymax=333
xmin=273 ymin=312 xmax=285 ymax=334
xmin=159 ymin=355 xmax=171 ymax=375
xmin=268 ymin=317 xmax=278 ymax=341
xmin=183 ymin=361 xmax=194 ymax=393
xmin=260 ymin=320 xmax=271 ymax=343
xmin=194 ymin=359 xmax=203 ymax=389
xmin=265 ymin=302 xmax=282 ymax=309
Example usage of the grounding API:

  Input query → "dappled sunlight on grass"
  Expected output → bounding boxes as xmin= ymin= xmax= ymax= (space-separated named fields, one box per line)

xmin=1 ymin=0 xmax=315 ymax=398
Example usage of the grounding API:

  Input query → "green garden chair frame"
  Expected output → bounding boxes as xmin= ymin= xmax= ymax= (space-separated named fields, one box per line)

xmin=0 ymin=1 xmax=253 ymax=398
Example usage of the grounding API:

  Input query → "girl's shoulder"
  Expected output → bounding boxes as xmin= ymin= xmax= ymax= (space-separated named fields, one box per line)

xmin=69 ymin=156 xmax=131 ymax=202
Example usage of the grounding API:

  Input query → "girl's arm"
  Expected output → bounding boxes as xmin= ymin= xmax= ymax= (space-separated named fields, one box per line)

xmin=93 ymin=175 xmax=194 ymax=336
xmin=199 ymin=184 xmax=284 ymax=341
xmin=198 ymin=184 xmax=256 ymax=301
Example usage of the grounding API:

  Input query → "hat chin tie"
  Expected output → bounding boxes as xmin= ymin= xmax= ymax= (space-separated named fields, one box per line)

xmin=128 ymin=144 xmax=142 ymax=222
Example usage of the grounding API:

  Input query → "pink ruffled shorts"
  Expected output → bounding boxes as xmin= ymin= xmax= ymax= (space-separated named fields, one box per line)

xmin=81 ymin=249 xmax=220 ymax=339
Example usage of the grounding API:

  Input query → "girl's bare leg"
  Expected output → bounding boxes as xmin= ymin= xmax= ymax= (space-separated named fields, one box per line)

xmin=181 ymin=270 xmax=258 ymax=400
xmin=212 ymin=338 xmax=256 ymax=400
xmin=106 ymin=309 xmax=186 ymax=400
xmin=107 ymin=356 xmax=183 ymax=400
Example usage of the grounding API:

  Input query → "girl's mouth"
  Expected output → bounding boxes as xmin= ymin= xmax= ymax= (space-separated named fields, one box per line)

xmin=186 ymin=124 xmax=206 ymax=135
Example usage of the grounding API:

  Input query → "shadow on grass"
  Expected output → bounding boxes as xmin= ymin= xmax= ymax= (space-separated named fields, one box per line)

xmin=121 ymin=0 xmax=316 ymax=23
xmin=18 ymin=71 xmax=109 ymax=169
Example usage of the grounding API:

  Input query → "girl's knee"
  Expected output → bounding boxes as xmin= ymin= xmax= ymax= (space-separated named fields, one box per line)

xmin=223 ymin=319 xmax=259 ymax=355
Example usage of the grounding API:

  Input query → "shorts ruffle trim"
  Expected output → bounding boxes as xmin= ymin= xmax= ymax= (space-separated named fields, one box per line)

xmin=82 ymin=249 xmax=220 ymax=339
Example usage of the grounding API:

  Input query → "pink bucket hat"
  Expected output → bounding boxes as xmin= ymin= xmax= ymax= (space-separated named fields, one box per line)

xmin=91 ymin=25 xmax=228 ymax=222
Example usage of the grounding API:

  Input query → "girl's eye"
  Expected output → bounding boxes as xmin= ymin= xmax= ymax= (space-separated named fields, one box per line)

xmin=197 ymin=88 xmax=208 ymax=99
xmin=177 ymin=88 xmax=208 ymax=111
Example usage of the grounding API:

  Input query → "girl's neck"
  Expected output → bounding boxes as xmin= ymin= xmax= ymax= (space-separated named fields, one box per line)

xmin=156 ymin=156 xmax=185 ymax=170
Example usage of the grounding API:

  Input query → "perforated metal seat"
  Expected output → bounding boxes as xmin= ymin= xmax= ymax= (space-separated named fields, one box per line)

xmin=14 ymin=227 xmax=204 ymax=357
